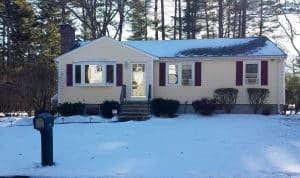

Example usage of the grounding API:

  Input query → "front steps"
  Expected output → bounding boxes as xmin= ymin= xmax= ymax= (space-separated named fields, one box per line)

xmin=118 ymin=101 xmax=150 ymax=121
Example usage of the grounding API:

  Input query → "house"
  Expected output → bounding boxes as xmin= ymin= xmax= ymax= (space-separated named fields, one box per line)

xmin=55 ymin=24 xmax=286 ymax=115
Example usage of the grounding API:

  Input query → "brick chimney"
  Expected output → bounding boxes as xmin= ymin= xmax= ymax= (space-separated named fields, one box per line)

xmin=60 ymin=24 xmax=75 ymax=54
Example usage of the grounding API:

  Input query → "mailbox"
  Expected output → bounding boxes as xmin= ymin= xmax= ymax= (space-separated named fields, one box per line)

xmin=33 ymin=113 xmax=54 ymax=166
xmin=34 ymin=113 xmax=54 ymax=130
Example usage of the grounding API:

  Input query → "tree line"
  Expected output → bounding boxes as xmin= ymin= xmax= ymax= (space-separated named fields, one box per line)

xmin=0 ymin=0 xmax=299 ymax=114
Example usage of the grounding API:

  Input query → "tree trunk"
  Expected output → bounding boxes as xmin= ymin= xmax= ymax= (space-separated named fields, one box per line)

xmin=241 ymin=0 xmax=247 ymax=38
xmin=161 ymin=0 xmax=165 ymax=40
xmin=233 ymin=0 xmax=238 ymax=37
xmin=154 ymin=0 xmax=159 ymax=40
xmin=117 ymin=0 xmax=125 ymax=41
xmin=218 ymin=0 xmax=224 ymax=38
xmin=174 ymin=0 xmax=177 ymax=39
xmin=204 ymin=1 xmax=210 ymax=38
xmin=186 ymin=0 xmax=191 ymax=39
xmin=259 ymin=0 xmax=263 ymax=36
xmin=178 ymin=0 xmax=182 ymax=39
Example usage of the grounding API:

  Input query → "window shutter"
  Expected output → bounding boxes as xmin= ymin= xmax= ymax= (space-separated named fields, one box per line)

xmin=159 ymin=63 xmax=166 ymax=86
xmin=261 ymin=61 xmax=268 ymax=85
xmin=66 ymin=64 xmax=73 ymax=87
xmin=236 ymin=61 xmax=243 ymax=86
xmin=116 ymin=64 xmax=123 ymax=86
xmin=195 ymin=62 xmax=202 ymax=86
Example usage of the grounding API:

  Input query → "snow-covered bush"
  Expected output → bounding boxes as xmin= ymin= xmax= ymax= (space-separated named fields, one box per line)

xmin=151 ymin=98 xmax=179 ymax=117
xmin=247 ymin=88 xmax=269 ymax=114
xmin=192 ymin=98 xmax=217 ymax=115
xmin=100 ymin=101 xmax=119 ymax=118
xmin=214 ymin=88 xmax=238 ymax=113
xmin=57 ymin=102 xmax=85 ymax=116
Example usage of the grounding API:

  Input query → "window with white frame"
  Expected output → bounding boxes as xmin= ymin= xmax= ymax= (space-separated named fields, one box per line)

xmin=85 ymin=64 xmax=103 ymax=84
xmin=245 ymin=62 xmax=259 ymax=85
xmin=181 ymin=64 xmax=193 ymax=86
xmin=168 ymin=64 xmax=179 ymax=85
xmin=167 ymin=62 xmax=194 ymax=86
xmin=74 ymin=62 xmax=115 ymax=86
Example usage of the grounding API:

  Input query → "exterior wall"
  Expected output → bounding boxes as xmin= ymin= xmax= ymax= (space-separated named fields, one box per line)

xmin=58 ymin=37 xmax=155 ymax=104
xmin=153 ymin=58 xmax=285 ymax=108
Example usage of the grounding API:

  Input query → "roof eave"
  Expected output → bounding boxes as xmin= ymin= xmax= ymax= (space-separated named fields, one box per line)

xmin=159 ymin=55 xmax=287 ymax=60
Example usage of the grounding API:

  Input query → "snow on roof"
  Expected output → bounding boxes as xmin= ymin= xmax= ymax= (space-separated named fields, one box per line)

xmin=123 ymin=37 xmax=286 ymax=58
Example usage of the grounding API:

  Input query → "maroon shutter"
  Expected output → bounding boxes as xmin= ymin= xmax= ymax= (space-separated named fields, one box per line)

xmin=195 ymin=62 xmax=202 ymax=86
xmin=261 ymin=61 xmax=268 ymax=85
xmin=116 ymin=64 xmax=123 ymax=86
xmin=159 ymin=63 xmax=166 ymax=86
xmin=236 ymin=61 xmax=243 ymax=86
xmin=66 ymin=64 xmax=73 ymax=87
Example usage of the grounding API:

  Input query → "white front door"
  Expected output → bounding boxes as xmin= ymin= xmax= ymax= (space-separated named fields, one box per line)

xmin=131 ymin=63 xmax=146 ymax=98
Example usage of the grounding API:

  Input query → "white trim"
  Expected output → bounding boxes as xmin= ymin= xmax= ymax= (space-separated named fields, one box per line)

xmin=57 ymin=59 xmax=61 ymax=104
xmin=277 ymin=60 xmax=281 ymax=113
xmin=73 ymin=61 xmax=116 ymax=87
xmin=243 ymin=61 xmax=261 ymax=86
xmin=159 ymin=56 xmax=286 ymax=61
xmin=130 ymin=62 xmax=147 ymax=100
xmin=55 ymin=36 xmax=158 ymax=62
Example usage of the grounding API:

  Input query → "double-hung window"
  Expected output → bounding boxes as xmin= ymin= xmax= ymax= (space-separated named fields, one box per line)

xmin=245 ymin=62 xmax=260 ymax=85
xmin=74 ymin=62 xmax=115 ymax=86
xmin=168 ymin=64 xmax=179 ymax=85
xmin=167 ymin=62 xmax=194 ymax=86
xmin=181 ymin=64 xmax=193 ymax=86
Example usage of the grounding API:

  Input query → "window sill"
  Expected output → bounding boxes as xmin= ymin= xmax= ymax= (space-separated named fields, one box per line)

xmin=74 ymin=84 xmax=115 ymax=87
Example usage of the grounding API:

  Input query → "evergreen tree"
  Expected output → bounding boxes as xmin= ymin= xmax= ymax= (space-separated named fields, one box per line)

xmin=128 ymin=0 xmax=150 ymax=40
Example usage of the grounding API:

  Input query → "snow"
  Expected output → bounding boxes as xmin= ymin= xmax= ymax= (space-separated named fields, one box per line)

xmin=1 ymin=114 xmax=300 ymax=177
xmin=124 ymin=38 xmax=286 ymax=58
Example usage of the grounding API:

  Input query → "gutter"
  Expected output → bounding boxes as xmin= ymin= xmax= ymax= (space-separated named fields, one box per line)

xmin=159 ymin=55 xmax=287 ymax=61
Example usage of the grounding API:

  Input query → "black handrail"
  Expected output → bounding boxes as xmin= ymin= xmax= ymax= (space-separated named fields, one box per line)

xmin=147 ymin=84 xmax=152 ymax=115
xmin=119 ymin=85 xmax=126 ymax=114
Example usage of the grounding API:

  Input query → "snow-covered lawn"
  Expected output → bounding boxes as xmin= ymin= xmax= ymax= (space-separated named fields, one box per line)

xmin=1 ymin=114 xmax=300 ymax=178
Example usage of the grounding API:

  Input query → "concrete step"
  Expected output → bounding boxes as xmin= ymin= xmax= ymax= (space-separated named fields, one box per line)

xmin=118 ymin=115 xmax=150 ymax=121
xmin=121 ymin=108 xmax=149 ymax=112
xmin=118 ymin=101 xmax=151 ymax=121
xmin=120 ymin=110 xmax=150 ymax=115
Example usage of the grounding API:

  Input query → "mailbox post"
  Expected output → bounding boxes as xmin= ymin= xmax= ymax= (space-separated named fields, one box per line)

xmin=33 ymin=113 xmax=54 ymax=166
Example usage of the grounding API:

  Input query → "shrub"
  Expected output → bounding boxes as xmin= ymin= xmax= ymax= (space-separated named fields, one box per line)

xmin=151 ymin=98 xmax=179 ymax=117
xmin=57 ymin=102 xmax=85 ymax=116
xmin=192 ymin=98 xmax=217 ymax=115
xmin=261 ymin=105 xmax=272 ymax=115
xmin=100 ymin=100 xmax=119 ymax=118
xmin=214 ymin=88 xmax=238 ymax=113
xmin=247 ymin=88 xmax=269 ymax=114
xmin=85 ymin=107 xmax=100 ymax=115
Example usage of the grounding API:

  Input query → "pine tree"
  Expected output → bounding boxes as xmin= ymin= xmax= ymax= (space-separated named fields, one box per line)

xmin=128 ymin=0 xmax=150 ymax=40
